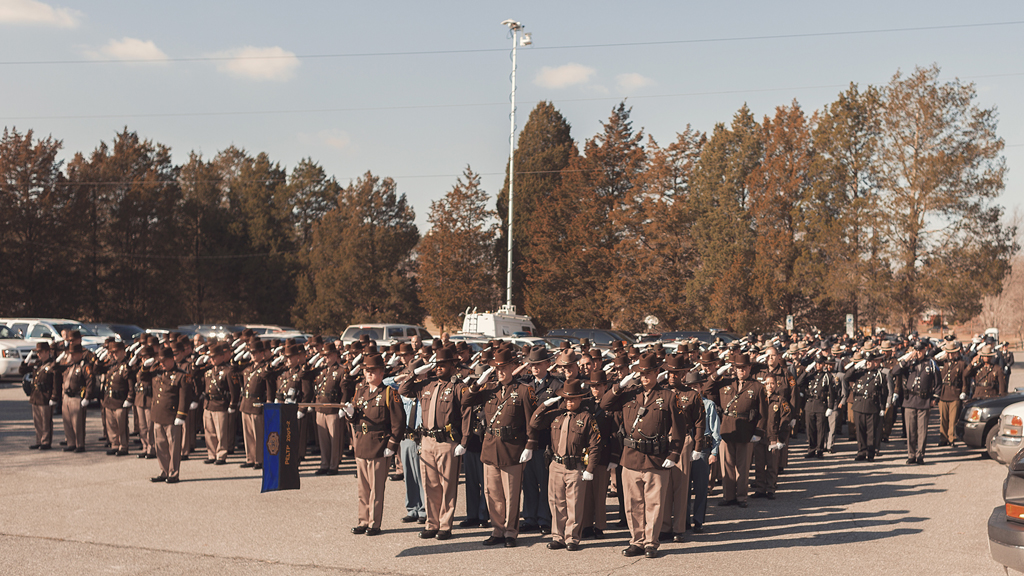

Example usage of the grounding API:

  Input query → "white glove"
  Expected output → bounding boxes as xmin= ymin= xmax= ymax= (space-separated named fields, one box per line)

xmin=349 ymin=365 xmax=362 ymax=377
xmin=342 ymin=402 xmax=355 ymax=418
xmin=657 ymin=372 xmax=668 ymax=383
xmin=582 ymin=471 xmax=594 ymax=481
xmin=454 ymin=444 xmax=466 ymax=457
xmin=790 ymin=419 xmax=797 ymax=429
xmin=934 ymin=351 xmax=947 ymax=361
xmin=519 ymin=448 xmax=534 ymax=464
xmin=661 ymin=458 xmax=676 ymax=469
xmin=80 ymin=398 xmax=89 ymax=407
xmin=190 ymin=401 xmax=199 ymax=410
xmin=143 ymin=357 xmax=156 ymax=367
xmin=296 ymin=410 xmax=305 ymax=419
xmin=771 ymin=442 xmax=784 ymax=452
xmin=825 ymin=408 xmax=833 ymax=418
xmin=691 ymin=450 xmax=702 ymax=462
xmin=228 ymin=407 xmax=236 ymax=414
xmin=750 ymin=435 xmax=761 ymax=443
xmin=607 ymin=462 xmax=618 ymax=472
xmin=414 ymin=362 xmax=435 ymax=376
xmin=899 ymin=351 xmax=915 ymax=363
xmin=959 ymin=393 xmax=966 ymax=401
xmin=477 ymin=366 xmax=495 ymax=385
xmin=351 ymin=354 xmax=363 ymax=368
xmin=619 ymin=374 xmax=636 ymax=389
xmin=49 ymin=399 xmax=57 ymax=406
xmin=892 ymin=393 xmax=899 ymax=403
xmin=122 ymin=400 xmax=132 ymax=408
xmin=854 ymin=360 xmax=866 ymax=370
xmin=173 ymin=417 xmax=185 ymax=426
xmin=387 ymin=355 xmax=400 ymax=367
xmin=383 ymin=448 xmax=395 ymax=458
xmin=880 ymin=410 xmax=885 ymax=417
xmin=716 ymin=363 xmax=732 ymax=376
xmin=543 ymin=396 xmax=560 ymax=407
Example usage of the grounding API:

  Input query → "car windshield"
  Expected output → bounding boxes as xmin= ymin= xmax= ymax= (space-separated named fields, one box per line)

xmin=342 ymin=327 xmax=382 ymax=341
xmin=53 ymin=323 xmax=93 ymax=336
xmin=0 ymin=325 xmax=20 ymax=339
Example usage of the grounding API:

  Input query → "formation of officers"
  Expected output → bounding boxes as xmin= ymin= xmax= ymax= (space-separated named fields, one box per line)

xmin=19 ymin=327 xmax=1014 ymax=559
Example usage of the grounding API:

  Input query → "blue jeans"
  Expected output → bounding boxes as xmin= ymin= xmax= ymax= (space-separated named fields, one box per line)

xmin=688 ymin=455 xmax=710 ymax=527
xmin=463 ymin=449 xmax=487 ymax=520
xmin=520 ymin=449 xmax=551 ymax=526
xmin=400 ymin=438 xmax=425 ymax=517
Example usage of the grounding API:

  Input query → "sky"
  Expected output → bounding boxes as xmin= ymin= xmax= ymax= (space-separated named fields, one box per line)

xmin=2 ymin=0 xmax=1023 ymax=232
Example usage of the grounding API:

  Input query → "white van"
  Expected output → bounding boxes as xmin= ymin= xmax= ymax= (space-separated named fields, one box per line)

xmin=461 ymin=305 xmax=537 ymax=339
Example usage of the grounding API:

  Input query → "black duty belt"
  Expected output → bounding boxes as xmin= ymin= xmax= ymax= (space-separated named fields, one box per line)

xmin=107 ymin=389 xmax=128 ymax=400
xmin=485 ymin=426 xmax=523 ymax=441
xmin=623 ymin=436 xmax=668 ymax=455
xmin=419 ymin=427 xmax=455 ymax=442
xmin=550 ymin=453 xmax=583 ymax=469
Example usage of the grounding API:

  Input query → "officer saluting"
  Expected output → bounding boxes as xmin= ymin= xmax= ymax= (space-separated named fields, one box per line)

xmin=20 ymin=341 xmax=59 ymax=450
xmin=60 ymin=343 xmax=93 ymax=453
xmin=150 ymin=347 xmax=190 ymax=483
xmin=600 ymin=352 xmax=686 ymax=559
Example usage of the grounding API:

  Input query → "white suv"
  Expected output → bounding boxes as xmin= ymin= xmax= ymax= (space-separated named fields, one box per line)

xmin=0 ymin=318 xmax=107 ymax=351
xmin=339 ymin=324 xmax=433 ymax=346
xmin=0 ymin=325 xmax=35 ymax=381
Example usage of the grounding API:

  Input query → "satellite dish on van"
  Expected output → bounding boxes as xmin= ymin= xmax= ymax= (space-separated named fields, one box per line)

xmin=644 ymin=315 xmax=660 ymax=328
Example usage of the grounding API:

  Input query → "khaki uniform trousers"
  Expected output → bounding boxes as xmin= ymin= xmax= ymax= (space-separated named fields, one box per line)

xmin=938 ymin=400 xmax=960 ymax=443
xmin=62 ymin=395 xmax=86 ymax=449
xmin=32 ymin=404 xmax=54 ymax=446
xmin=484 ymin=462 xmax=523 ymax=538
xmin=752 ymin=441 xmax=780 ymax=495
xmin=720 ymin=439 xmax=753 ymax=503
xmin=580 ymin=465 xmax=610 ymax=531
xmin=242 ymin=412 xmax=264 ymax=465
xmin=136 ymin=406 xmax=154 ymax=455
xmin=203 ymin=409 xmax=230 ymax=461
xmin=622 ymin=466 xmax=669 ymax=550
xmin=105 ymin=407 xmax=128 ymax=451
xmin=356 ymin=456 xmax=388 ymax=529
xmin=182 ymin=406 xmax=197 ymax=456
xmin=661 ymin=435 xmax=694 ymax=534
xmin=420 ymin=436 xmax=461 ymax=531
xmin=154 ymin=422 xmax=182 ymax=479
xmin=315 ymin=412 xmax=342 ymax=471
xmin=548 ymin=461 xmax=585 ymax=545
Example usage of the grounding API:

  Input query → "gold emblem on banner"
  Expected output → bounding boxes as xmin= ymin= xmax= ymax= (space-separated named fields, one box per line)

xmin=267 ymin=432 xmax=280 ymax=455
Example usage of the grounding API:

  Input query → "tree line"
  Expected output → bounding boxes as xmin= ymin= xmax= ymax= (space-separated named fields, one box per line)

xmin=0 ymin=64 xmax=1014 ymax=335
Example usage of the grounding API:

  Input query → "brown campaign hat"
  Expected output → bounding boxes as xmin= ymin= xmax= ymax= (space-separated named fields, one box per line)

xmin=698 ymin=351 xmax=718 ymax=366
xmin=479 ymin=349 xmax=493 ymax=363
xmin=158 ymin=347 xmax=175 ymax=360
xmin=554 ymin=350 xmax=579 ymax=366
xmin=612 ymin=354 xmax=630 ymax=369
xmin=283 ymin=344 xmax=302 ymax=357
xmin=578 ymin=337 xmax=591 ymax=349
xmin=978 ymin=344 xmax=996 ymax=357
xmin=879 ymin=340 xmax=895 ymax=351
xmin=110 ymin=341 xmax=125 ymax=352
xmin=210 ymin=343 xmax=230 ymax=357
xmin=942 ymin=340 xmax=962 ymax=352
xmin=434 ymin=348 xmax=457 ymax=364
xmin=684 ymin=371 xmax=707 ymax=387
xmin=398 ymin=342 xmax=415 ymax=355
xmin=732 ymin=353 xmax=752 ymax=368
xmin=589 ymin=370 xmax=608 ymax=386
xmin=557 ymin=378 xmax=588 ymax=399
xmin=559 ymin=341 xmax=571 ymax=350
xmin=631 ymin=352 xmax=662 ymax=373
xmin=489 ymin=348 xmax=517 ymax=368
xmin=69 ymin=343 xmax=85 ymax=355
xmin=324 ymin=342 xmax=339 ymax=356
xmin=250 ymin=340 xmax=266 ymax=353
xmin=663 ymin=354 xmax=689 ymax=373
xmin=455 ymin=341 xmax=469 ymax=353
xmin=525 ymin=347 xmax=553 ymax=364
xmin=362 ymin=354 xmax=386 ymax=370
xmin=34 ymin=341 xmax=51 ymax=352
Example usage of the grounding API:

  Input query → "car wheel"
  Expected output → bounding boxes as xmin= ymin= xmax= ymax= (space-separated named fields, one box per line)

xmin=987 ymin=425 xmax=1002 ymax=462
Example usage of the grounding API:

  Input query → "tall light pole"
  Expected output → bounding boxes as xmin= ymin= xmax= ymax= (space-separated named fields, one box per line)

xmin=500 ymin=19 xmax=529 ymax=312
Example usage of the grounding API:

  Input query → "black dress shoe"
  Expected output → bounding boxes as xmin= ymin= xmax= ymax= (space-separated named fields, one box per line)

xmin=519 ymin=522 xmax=539 ymax=533
xmin=165 ymin=477 xmax=179 ymax=484
xmin=459 ymin=518 xmax=481 ymax=528
xmin=180 ymin=455 xmax=189 ymax=461
xmin=401 ymin=514 xmax=419 ymax=523
xmin=389 ymin=473 xmax=404 ymax=482
xmin=644 ymin=547 xmax=658 ymax=559
xmin=39 ymin=445 xmax=51 ymax=450
xmin=622 ymin=545 xmax=644 ymax=557
xmin=146 ymin=453 xmax=156 ymax=459
xmin=750 ymin=492 xmax=767 ymax=499
xmin=804 ymin=452 xmax=815 ymax=459
xmin=658 ymin=531 xmax=673 ymax=542
xmin=116 ymin=450 xmax=128 ymax=456
xmin=906 ymin=457 xmax=917 ymax=465
xmin=324 ymin=469 xmax=338 ymax=476
xmin=74 ymin=447 xmax=85 ymax=453
xmin=419 ymin=530 xmax=438 ymax=539
xmin=482 ymin=536 xmax=503 ymax=546
xmin=547 ymin=541 xmax=566 ymax=550
xmin=719 ymin=499 xmax=737 ymax=507
xmin=204 ymin=458 xmax=216 ymax=464
xmin=151 ymin=475 xmax=167 ymax=482
xmin=417 ymin=517 xmax=426 ymax=524
xmin=592 ymin=528 xmax=603 ymax=539
xmin=254 ymin=464 xmax=262 ymax=470
xmin=766 ymin=493 xmax=776 ymax=500
xmin=29 ymin=444 xmax=40 ymax=450
xmin=737 ymin=501 xmax=748 ymax=508
xmin=214 ymin=459 xmax=226 ymax=465
xmin=915 ymin=457 xmax=924 ymax=465
xmin=692 ymin=523 xmax=704 ymax=534
xmin=63 ymin=446 xmax=76 ymax=452
xmin=60 ymin=441 xmax=67 ymax=446
xmin=314 ymin=469 xmax=327 ymax=476
xmin=504 ymin=537 xmax=517 ymax=548
xmin=106 ymin=449 xmax=117 ymax=456
xmin=138 ymin=453 xmax=148 ymax=459
xmin=566 ymin=542 xmax=580 ymax=551
xmin=240 ymin=462 xmax=254 ymax=468
xmin=581 ymin=527 xmax=595 ymax=539
xmin=673 ymin=533 xmax=685 ymax=543
xmin=435 ymin=530 xmax=452 ymax=540
xmin=365 ymin=526 xmax=381 ymax=536
xmin=351 ymin=525 xmax=368 ymax=535
xmin=539 ymin=525 xmax=551 ymax=535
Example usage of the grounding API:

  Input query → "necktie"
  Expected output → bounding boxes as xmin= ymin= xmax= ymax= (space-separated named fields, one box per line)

xmin=429 ymin=382 xmax=443 ymax=429
xmin=558 ymin=412 xmax=571 ymax=456
xmin=407 ymin=398 xmax=418 ymax=429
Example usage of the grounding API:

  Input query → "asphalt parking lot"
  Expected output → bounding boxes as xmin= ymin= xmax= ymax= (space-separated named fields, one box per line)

xmin=0 ymin=379 xmax=1012 ymax=576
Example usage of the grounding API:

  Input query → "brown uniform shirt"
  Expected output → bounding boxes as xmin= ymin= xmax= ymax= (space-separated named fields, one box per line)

xmin=151 ymin=367 xmax=191 ymax=426
xmin=100 ymin=358 xmax=136 ymax=409
xmin=203 ymin=363 xmax=237 ymax=412
xmin=936 ymin=358 xmax=968 ymax=402
xmin=463 ymin=381 xmax=538 ymax=468
xmin=135 ymin=366 xmax=156 ymax=409
xmin=967 ymin=360 xmax=1007 ymax=400
xmin=240 ymin=360 xmax=274 ymax=415
xmin=347 ymin=383 xmax=405 ymax=459
xmin=766 ymin=390 xmax=792 ymax=443
xmin=399 ymin=374 xmax=470 ymax=446
xmin=275 ymin=365 xmax=313 ymax=405
xmin=529 ymin=404 xmax=602 ymax=474
xmin=61 ymin=360 xmax=93 ymax=399
xmin=21 ymin=359 xmax=59 ymax=406
xmin=600 ymin=382 xmax=686 ymax=470
xmin=313 ymin=363 xmax=346 ymax=414
xmin=673 ymin=385 xmax=707 ymax=450
xmin=718 ymin=377 xmax=768 ymax=443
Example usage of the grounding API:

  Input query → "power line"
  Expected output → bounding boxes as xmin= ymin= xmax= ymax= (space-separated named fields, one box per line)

xmin=0 ymin=20 xmax=1021 ymax=66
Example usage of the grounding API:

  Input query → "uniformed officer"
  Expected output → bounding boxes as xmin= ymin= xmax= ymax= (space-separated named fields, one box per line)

xmin=529 ymin=378 xmax=601 ymax=551
xmin=342 ymin=354 xmax=406 ymax=536
xmin=520 ymin=346 xmax=562 ymax=535
xmin=934 ymin=340 xmax=968 ymax=447
xmin=797 ymin=352 xmax=836 ymax=458
xmin=276 ymin=344 xmax=313 ymax=461
xmin=313 ymin=343 xmax=347 ymax=475
xmin=239 ymin=339 xmax=274 ymax=470
xmin=150 ymin=347 xmax=190 ymax=483
xmin=463 ymin=348 xmax=539 ymax=548
xmin=844 ymin=349 xmax=888 ymax=461
xmin=60 ymin=343 xmax=93 ymax=453
xmin=99 ymin=341 xmax=135 ymax=456
xmin=20 ymin=341 xmax=59 ymax=450
xmin=202 ymin=343 xmax=236 ymax=465
xmin=893 ymin=342 xmax=939 ymax=464
xmin=751 ymin=373 xmax=790 ymax=497
xmin=716 ymin=353 xmax=767 ymax=508
xmin=579 ymin=369 xmax=619 ymax=539
xmin=660 ymin=353 xmax=706 ymax=542
xmin=967 ymin=344 xmax=1007 ymax=400
xmin=399 ymin=347 xmax=469 ymax=540
xmin=600 ymin=352 xmax=686 ymax=559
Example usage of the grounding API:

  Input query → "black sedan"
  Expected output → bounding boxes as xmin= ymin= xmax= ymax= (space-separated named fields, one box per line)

xmin=990 ymin=447 xmax=1024 ymax=571
xmin=958 ymin=392 xmax=1024 ymax=458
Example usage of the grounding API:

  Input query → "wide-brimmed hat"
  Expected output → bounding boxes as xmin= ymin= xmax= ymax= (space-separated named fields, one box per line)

xmin=978 ymin=344 xmax=996 ymax=357
xmin=525 ymin=347 xmax=553 ymax=364
xmin=698 ymin=351 xmax=718 ymax=366
xmin=433 ymin=348 xmax=457 ymax=364
xmin=489 ymin=348 xmax=518 ymax=368
xmin=324 ymin=342 xmax=339 ymax=356
xmin=684 ymin=371 xmax=707 ymax=388
xmin=554 ymin=350 xmax=579 ymax=366
xmin=612 ymin=354 xmax=630 ymax=369
xmin=557 ymin=378 xmax=588 ymax=399
xmin=879 ymin=340 xmax=895 ymax=351
xmin=158 ymin=347 xmax=174 ymax=360
xmin=663 ymin=354 xmax=689 ymax=373
xmin=283 ymin=344 xmax=302 ymax=358
xmin=732 ymin=353 xmax=752 ymax=369
xmin=942 ymin=340 xmax=962 ymax=352
xmin=589 ymin=370 xmax=608 ymax=386
xmin=631 ymin=352 xmax=663 ymax=373
xmin=34 ymin=341 xmax=51 ymax=352
xmin=362 ymin=354 xmax=386 ymax=370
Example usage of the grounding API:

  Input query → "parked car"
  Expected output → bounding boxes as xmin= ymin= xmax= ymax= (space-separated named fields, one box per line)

xmin=658 ymin=330 xmax=738 ymax=344
xmin=988 ymin=447 xmax=1024 ymax=572
xmin=339 ymin=324 xmax=432 ymax=346
xmin=177 ymin=325 xmax=246 ymax=340
xmin=544 ymin=329 xmax=637 ymax=349
xmin=0 ymin=318 xmax=107 ymax=350
xmin=958 ymin=392 xmax=1024 ymax=459
xmin=82 ymin=323 xmax=146 ymax=343
xmin=993 ymin=400 xmax=1024 ymax=464
xmin=0 ymin=325 xmax=34 ymax=381
xmin=543 ymin=335 xmax=580 ymax=350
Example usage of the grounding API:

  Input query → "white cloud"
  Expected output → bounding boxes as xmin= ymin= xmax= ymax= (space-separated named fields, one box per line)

xmin=616 ymin=72 xmax=655 ymax=92
xmin=299 ymin=129 xmax=352 ymax=151
xmin=95 ymin=37 xmax=168 ymax=62
xmin=534 ymin=63 xmax=595 ymax=89
xmin=210 ymin=46 xmax=299 ymax=82
xmin=0 ymin=0 xmax=81 ymax=27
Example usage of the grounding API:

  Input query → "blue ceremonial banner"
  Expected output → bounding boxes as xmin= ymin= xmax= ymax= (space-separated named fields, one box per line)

xmin=262 ymin=403 xmax=301 ymax=492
